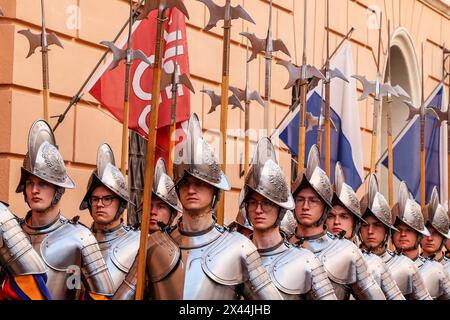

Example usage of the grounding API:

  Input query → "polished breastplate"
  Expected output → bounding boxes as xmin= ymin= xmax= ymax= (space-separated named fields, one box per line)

xmin=21 ymin=213 xmax=114 ymax=300
xmin=93 ymin=224 xmax=140 ymax=292
xmin=148 ymin=224 xmax=241 ymax=300
xmin=419 ymin=258 xmax=450 ymax=299
xmin=22 ymin=214 xmax=82 ymax=300
xmin=293 ymin=231 xmax=381 ymax=300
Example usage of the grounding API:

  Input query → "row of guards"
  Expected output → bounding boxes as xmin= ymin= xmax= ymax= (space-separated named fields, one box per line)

xmin=0 ymin=0 xmax=449 ymax=300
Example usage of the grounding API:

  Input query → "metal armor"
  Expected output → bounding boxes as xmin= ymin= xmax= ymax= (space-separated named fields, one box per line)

xmin=153 ymin=158 xmax=183 ymax=213
xmin=396 ymin=182 xmax=430 ymax=237
xmin=379 ymin=250 xmax=432 ymax=300
xmin=280 ymin=210 xmax=297 ymax=239
xmin=242 ymin=138 xmax=295 ymax=211
xmin=21 ymin=213 xmax=115 ymax=300
xmin=173 ymin=113 xmax=230 ymax=191
xmin=412 ymin=255 xmax=426 ymax=269
xmin=426 ymin=187 xmax=450 ymax=239
xmin=80 ymin=143 xmax=131 ymax=211
xmin=0 ymin=202 xmax=47 ymax=276
xmin=418 ymin=258 xmax=450 ymax=299
xmin=92 ymin=223 xmax=140 ymax=293
xmin=443 ymin=257 xmax=450 ymax=275
xmin=114 ymin=224 xmax=283 ymax=300
xmin=360 ymin=174 xmax=398 ymax=232
xmin=240 ymin=138 xmax=295 ymax=226
xmin=245 ymin=240 xmax=336 ymax=300
xmin=362 ymin=251 xmax=404 ymax=300
xmin=332 ymin=162 xmax=366 ymax=237
xmin=16 ymin=119 xmax=75 ymax=193
xmin=292 ymin=145 xmax=333 ymax=208
xmin=291 ymin=231 xmax=386 ymax=300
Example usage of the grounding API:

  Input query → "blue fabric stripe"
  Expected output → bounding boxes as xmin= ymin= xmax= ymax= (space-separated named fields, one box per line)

xmin=280 ymin=92 xmax=363 ymax=190
xmin=382 ymin=86 xmax=443 ymax=203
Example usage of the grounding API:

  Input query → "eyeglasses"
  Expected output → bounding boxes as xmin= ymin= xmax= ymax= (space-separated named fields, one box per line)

xmin=295 ymin=197 xmax=323 ymax=208
xmin=89 ymin=195 xmax=118 ymax=207
xmin=246 ymin=199 xmax=276 ymax=212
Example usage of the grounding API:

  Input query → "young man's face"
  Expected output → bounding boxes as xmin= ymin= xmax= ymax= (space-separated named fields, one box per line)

xmin=247 ymin=192 xmax=279 ymax=232
xmin=359 ymin=214 xmax=387 ymax=250
xmin=294 ymin=187 xmax=325 ymax=227
xmin=90 ymin=185 xmax=120 ymax=226
xmin=326 ymin=205 xmax=355 ymax=239
xmin=420 ymin=224 xmax=444 ymax=256
xmin=178 ymin=175 xmax=215 ymax=214
xmin=393 ymin=221 xmax=418 ymax=252
xmin=25 ymin=175 xmax=56 ymax=212
xmin=149 ymin=195 xmax=172 ymax=233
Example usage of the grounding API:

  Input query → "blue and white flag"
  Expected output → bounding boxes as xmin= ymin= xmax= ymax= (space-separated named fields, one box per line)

xmin=276 ymin=41 xmax=364 ymax=190
xmin=381 ymin=83 xmax=448 ymax=205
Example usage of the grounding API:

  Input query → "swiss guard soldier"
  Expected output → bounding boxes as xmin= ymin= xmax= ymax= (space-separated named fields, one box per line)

xmin=114 ymin=113 xmax=282 ymax=300
xmin=383 ymin=181 xmax=432 ymax=300
xmin=0 ymin=201 xmax=52 ymax=299
xmin=240 ymin=138 xmax=337 ymax=300
xmin=290 ymin=145 xmax=385 ymax=300
xmin=418 ymin=187 xmax=450 ymax=299
xmin=326 ymin=162 xmax=366 ymax=243
xmin=79 ymin=143 xmax=140 ymax=293
xmin=357 ymin=174 xmax=404 ymax=300
xmin=147 ymin=158 xmax=183 ymax=234
xmin=229 ymin=190 xmax=297 ymax=240
xmin=16 ymin=120 xmax=114 ymax=300
xmin=392 ymin=182 xmax=431 ymax=268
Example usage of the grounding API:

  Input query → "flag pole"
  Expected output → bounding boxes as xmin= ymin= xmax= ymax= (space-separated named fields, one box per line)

xmin=264 ymin=0 xmax=273 ymax=135
xmin=168 ymin=12 xmax=181 ymax=178
xmin=135 ymin=0 xmax=190 ymax=300
xmin=420 ymin=43 xmax=426 ymax=209
xmin=270 ymin=26 xmax=354 ymax=140
xmin=198 ymin=0 xmax=254 ymax=226
xmin=18 ymin=0 xmax=64 ymax=123
xmin=386 ymin=21 xmax=394 ymax=208
xmin=244 ymin=36 xmax=251 ymax=176
xmin=217 ymin=0 xmax=232 ymax=226
xmin=121 ymin=0 xmax=135 ymax=176
xmin=297 ymin=0 xmax=309 ymax=177
xmin=370 ymin=12 xmax=383 ymax=174
xmin=324 ymin=0 xmax=331 ymax=176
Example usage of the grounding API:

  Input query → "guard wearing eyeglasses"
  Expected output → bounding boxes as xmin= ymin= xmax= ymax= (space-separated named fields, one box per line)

xmin=239 ymin=138 xmax=336 ymax=300
xmin=79 ymin=143 xmax=142 ymax=294
xmin=114 ymin=113 xmax=282 ymax=300
xmin=289 ymin=144 xmax=385 ymax=300
xmin=16 ymin=120 xmax=114 ymax=300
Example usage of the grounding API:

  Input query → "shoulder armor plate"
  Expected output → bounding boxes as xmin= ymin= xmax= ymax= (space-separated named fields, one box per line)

xmin=111 ymin=230 xmax=140 ymax=273
xmin=202 ymin=231 xmax=255 ymax=285
xmin=40 ymin=221 xmax=93 ymax=271
xmin=387 ymin=255 xmax=415 ymax=295
xmin=270 ymin=246 xmax=313 ymax=295
xmin=0 ymin=205 xmax=47 ymax=275
xmin=147 ymin=231 xmax=181 ymax=282
xmin=320 ymin=238 xmax=358 ymax=284
xmin=419 ymin=260 xmax=448 ymax=299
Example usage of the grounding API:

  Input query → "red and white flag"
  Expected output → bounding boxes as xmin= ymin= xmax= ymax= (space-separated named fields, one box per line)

xmin=88 ymin=8 xmax=191 ymax=162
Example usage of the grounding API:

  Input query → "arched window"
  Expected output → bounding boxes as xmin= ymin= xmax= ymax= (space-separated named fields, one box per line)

xmin=379 ymin=28 xmax=421 ymax=202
